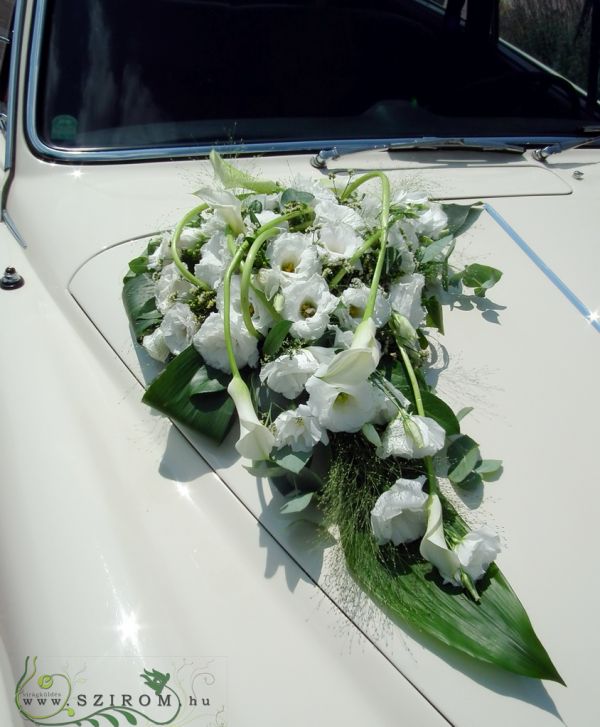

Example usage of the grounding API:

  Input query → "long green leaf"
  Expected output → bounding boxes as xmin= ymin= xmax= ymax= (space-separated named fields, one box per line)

xmin=324 ymin=438 xmax=562 ymax=682
xmin=143 ymin=347 xmax=235 ymax=443
xmin=122 ymin=273 xmax=161 ymax=340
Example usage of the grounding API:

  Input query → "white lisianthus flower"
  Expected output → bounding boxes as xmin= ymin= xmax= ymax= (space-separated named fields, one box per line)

xmin=319 ymin=318 xmax=380 ymax=386
xmin=194 ymin=231 xmax=232 ymax=289
xmin=388 ymin=273 xmax=426 ymax=329
xmin=261 ymin=232 xmax=321 ymax=297
xmin=420 ymin=494 xmax=462 ymax=585
xmin=387 ymin=223 xmax=416 ymax=273
xmin=216 ymin=275 xmax=273 ymax=334
xmin=227 ymin=376 xmax=274 ymax=461
xmin=155 ymin=263 xmax=193 ymax=314
xmin=179 ymin=226 xmax=203 ymax=248
xmin=372 ymin=382 xmax=410 ymax=425
xmin=281 ymin=274 xmax=338 ymax=340
xmin=260 ymin=348 xmax=323 ymax=399
xmin=377 ymin=414 xmax=445 ymax=459
xmin=305 ymin=377 xmax=378 ymax=433
xmin=454 ymin=527 xmax=501 ymax=582
xmin=359 ymin=191 xmax=381 ymax=228
xmin=317 ymin=223 xmax=364 ymax=262
xmin=393 ymin=190 xmax=429 ymax=207
xmin=273 ymin=404 xmax=329 ymax=452
xmin=337 ymin=282 xmax=391 ymax=330
xmin=199 ymin=210 xmax=227 ymax=237
xmin=147 ymin=231 xmax=173 ymax=271
xmin=328 ymin=324 xmax=354 ymax=350
xmin=314 ymin=200 xmax=365 ymax=230
xmin=141 ymin=327 xmax=170 ymax=362
xmin=370 ymin=476 xmax=428 ymax=545
xmin=193 ymin=312 xmax=258 ymax=373
xmin=160 ymin=303 xmax=199 ymax=356
xmin=415 ymin=203 xmax=448 ymax=240
xmin=194 ymin=188 xmax=245 ymax=235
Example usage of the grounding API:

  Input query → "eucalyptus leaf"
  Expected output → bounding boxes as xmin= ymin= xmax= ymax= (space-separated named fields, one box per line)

xmin=262 ymin=320 xmax=293 ymax=358
xmin=442 ymin=203 xmax=483 ymax=236
xmin=461 ymin=264 xmax=503 ymax=297
xmin=247 ymin=462 xmax=287 ymax=478
xmin=475 ymin=459 xmax=504 ymax=482
xmin=272 ymin=446 xmax=312 ymax=474
xmin=420 ymin=234 xmax=454 ymax=264
xmin=280 ymin=188 xmax=315 ymax=206
xmin=280 ymin=491 xmax=314 ymax=514
xmin=456 ymin=406 xmax=474 ymax=421
xmin=447 ymin=434 xmax=481 ymax=484
xmin=143 ymin=347 xmax=235 ymax=443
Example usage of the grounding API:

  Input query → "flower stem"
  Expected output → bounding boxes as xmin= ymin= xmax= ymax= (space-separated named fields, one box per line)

xmin=329 ymin=230 xmax=380 ymax=287
xmin=239 ymin=208 xmax=309 ymax=338
xmin=170 ymin=204 xmax=211 ymax=290
xmin=337 ymin=171 xmax=391 ymax=321
xmin=223 ymin=241 xmax=250 ymax=377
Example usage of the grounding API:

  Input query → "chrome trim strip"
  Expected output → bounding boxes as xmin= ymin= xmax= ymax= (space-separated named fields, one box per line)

xmin=485 ymin=204 xmax=600 ymax=334
xmin=2 ymin=209 xmax=27 ymax=248
xmin=4 ymin=0 xmax=26 ymax=172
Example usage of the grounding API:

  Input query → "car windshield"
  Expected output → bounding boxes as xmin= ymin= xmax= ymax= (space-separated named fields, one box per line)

xmin=33 ymin=0 xmax=600 ymax=156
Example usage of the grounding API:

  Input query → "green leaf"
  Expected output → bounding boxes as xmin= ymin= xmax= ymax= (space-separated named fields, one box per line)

xmin=262 ymin=320 xmax=293 ymax=358
xmin=424 ymin=296 xmax=444 ymax=334
xmin=122 ymin=274 xmax=161 ymax=339
xmin=280 ymin=188 xmax=315 ymax=206
xmin=421 ymin=391 xmax=460 ymax=435
xmin=456 ymin=471 xmax=483 ymax=490
xmin=442 ymin=203 xmax=483 ymax=237
xmin=420 ymin=234 xmax=454 ymax=264
xmin=246 ymin=462 xmax=287 ymax=478
xmin=87 ymin=720 xmax=100 ymax=727
xmin=280 ymin=491 xmax=314 ymax=514
xmin=143 ymin=347 xmax=235 ymax=443
xmin=456 ymin=406 xmax=474 ymax=421
xmin=447 ymin=435 xmax=481 ymax=484
xmin=328 ymin=440 xmax=562 ymax=683
xmin=114 ymin=711 xmax=137 ymax=725
xmin=99 ymin=716 xmax=119 ymax=727
xmin=210 ymin=149 xmax=280 ymax=194
xmin=188 ymin=365 xmax=229 ymax=395
xmin=272 ymin=446 xmax=312 ymax=474
xmin=461 ymin=264 xmax=503 ymax=297
xmin=475 ymin=459 xmax=504 ymax=482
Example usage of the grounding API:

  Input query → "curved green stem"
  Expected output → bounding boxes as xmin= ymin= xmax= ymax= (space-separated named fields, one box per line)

xmin=339 ymin=171 xmax=387 ymax=202
xmin=240 ymin=227 xmax=279 ymax=338
xmin=250 ymin=282 xmax=282 ymax=322
xmin=329 ymin=230 xmax=380 ymax=287
xmin=223 ymin=242 xmax=250 ymax=377
xmin=170 ymin=204 xmax=211 ymax=290
xmin=363 ymin=173 xmax=391 ymax=321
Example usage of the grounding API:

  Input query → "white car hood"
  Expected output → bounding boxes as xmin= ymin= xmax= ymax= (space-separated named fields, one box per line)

xmin=5 ymin=150 xmax=600 ymax=726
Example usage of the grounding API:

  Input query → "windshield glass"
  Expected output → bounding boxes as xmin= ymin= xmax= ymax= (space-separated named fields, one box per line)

xmin=33 ymin=0 xmax=600 ymax=156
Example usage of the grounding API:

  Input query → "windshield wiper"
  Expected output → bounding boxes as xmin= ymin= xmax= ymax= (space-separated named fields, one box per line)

xmin=532 ymin=135 xmax=600 ymax=161
xmin=310 ymin=138 xmax=526 ymax=169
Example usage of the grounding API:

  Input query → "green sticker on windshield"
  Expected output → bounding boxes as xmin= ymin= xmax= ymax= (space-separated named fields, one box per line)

xmin=50 ymin=115 xmax=78 ymax=142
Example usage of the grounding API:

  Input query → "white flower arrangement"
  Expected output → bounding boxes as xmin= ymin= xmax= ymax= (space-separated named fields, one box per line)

xmin=123 ymin=151 xmax=561 ymax=683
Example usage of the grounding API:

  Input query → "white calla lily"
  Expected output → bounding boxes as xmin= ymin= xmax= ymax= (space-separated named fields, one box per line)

xmin=227 ymin=376 xmax=274 ymax=461
xmin=194 ymin=188 xmax=245 ymax=235
xmin=319 ymin=318 xmax=380 ymax=385
xmin=419 ymin=494 xmax=462 ymax=585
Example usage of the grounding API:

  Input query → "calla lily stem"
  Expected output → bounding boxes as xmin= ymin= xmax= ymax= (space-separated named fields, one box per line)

xmin=170 ymin=203 xmax=211 ymax=290
xmin=223 ymin=241 xmax=251 ymax=377
xmin=338 ymin=172 xmax=391 ymax=322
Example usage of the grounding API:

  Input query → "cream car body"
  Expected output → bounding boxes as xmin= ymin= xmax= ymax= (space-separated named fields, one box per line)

xmin=1 ymin=1 xmax=599 ymax=725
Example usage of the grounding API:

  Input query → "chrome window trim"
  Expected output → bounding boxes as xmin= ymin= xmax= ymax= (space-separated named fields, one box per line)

xmin=4 ymin=0 xmax=26 ymax=171
xmin=23 ymin=0 xmax=600 ymax=165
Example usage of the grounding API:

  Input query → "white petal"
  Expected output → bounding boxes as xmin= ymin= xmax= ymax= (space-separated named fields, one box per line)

xmin=370 ymin=476 xmax=428 ymax=545
xmin=455 ymin=527 xmax=501 ymax=582
xmin=227 ymin=377 xmax=274 ymax=461
xmin=419 ymin=494 xmax=462 ymax=585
